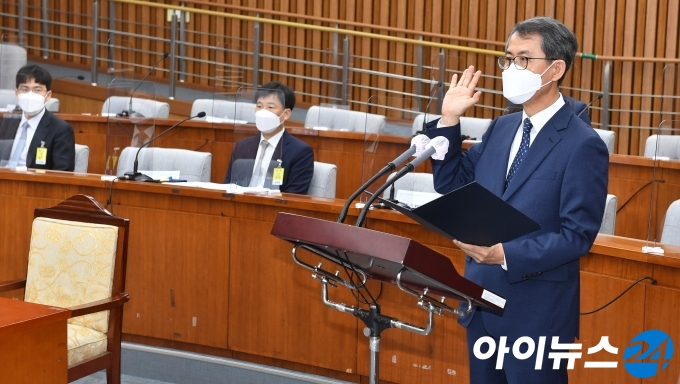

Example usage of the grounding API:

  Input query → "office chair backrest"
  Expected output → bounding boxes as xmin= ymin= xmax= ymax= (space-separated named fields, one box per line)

xmin=102 ymin=96 xmax=170 ymax=118
xmin=411 ymin=113 xmax=492 ymax=139
xmin=305 ymin=105 xmax=386 ymax=133
xmin=116 ymin=147 xmax=213 ymax=182
xmin=594 ymin=128 xmax=615 ymax=154
xmin=599 ymin=194 xmax=617 ymax=235
xmin=384 ymin=172 xmax=437 ymax=198
xmin=308 ymin=161 xmax=337 ymax=198
xmin=0 ymin=89 xmax=59 ymax=112
xmin=0 ymin=89 xmax=15 ymax=108
xmin=0 ymin=43 xmax=27 ymax=90
xmin=661 ymin=200 xmax=680 ymax=246
xmin=644 ymin=135 xmax=680 ymax=159
xmin=74 ymin=144 xmax=90 ymax=173
xmin=191 ymin=99 xmax=256 ymax=122
xmin=45 ymin=98 xmax=59 ymax=112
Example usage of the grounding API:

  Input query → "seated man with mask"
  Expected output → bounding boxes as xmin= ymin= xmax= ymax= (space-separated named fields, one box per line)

xmin=0 ymin=64 xmax=75 ymax=171
xmin=224 ymin=82 xmax=314 ymax=194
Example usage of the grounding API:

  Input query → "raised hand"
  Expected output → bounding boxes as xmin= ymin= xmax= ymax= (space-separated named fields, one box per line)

xmin=440 ymin=65 xmax=482 ymax=127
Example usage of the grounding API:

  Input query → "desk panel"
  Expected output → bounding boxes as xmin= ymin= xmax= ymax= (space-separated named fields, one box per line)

xmin=0 ymin=170 xmax=678 ymax=383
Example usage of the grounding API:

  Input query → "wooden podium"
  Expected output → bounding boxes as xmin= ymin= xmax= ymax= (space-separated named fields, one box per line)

xmin=271 ymin=212 xmax=505 ymax=384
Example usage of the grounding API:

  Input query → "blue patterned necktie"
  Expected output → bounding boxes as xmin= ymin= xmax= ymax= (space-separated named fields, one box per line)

xmin=505 ymin=118 xmax=532 ymax=189
xmin=7 ymin=121 xmax=29 ymax=168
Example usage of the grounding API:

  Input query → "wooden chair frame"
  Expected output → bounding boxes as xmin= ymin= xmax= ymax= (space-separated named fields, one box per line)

xmin=0 ymin=195 xmax=130 ymax=383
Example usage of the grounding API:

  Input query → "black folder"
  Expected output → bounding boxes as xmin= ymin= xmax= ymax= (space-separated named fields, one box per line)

xmin=376 ymin=181 xmax=540 ymax=246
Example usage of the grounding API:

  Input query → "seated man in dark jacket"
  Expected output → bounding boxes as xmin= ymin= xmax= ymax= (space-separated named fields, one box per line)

xmin=224 ymin=82 xmax=314 ymax=194
xmin=0 ymin=64 xmax=75 ymax=171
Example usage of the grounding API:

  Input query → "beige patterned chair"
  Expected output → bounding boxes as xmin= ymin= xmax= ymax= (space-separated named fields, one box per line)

xmin=0 ymin=195 xmax=130 ymax=383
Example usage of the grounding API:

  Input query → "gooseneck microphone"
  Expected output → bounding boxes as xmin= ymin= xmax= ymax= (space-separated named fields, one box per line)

xmin=118 ymin=52 xmax=170 ymax=117
xmin=56 ymin=75 xmax=85 ymax=81
xmin=577 ymin=93 xmax=604 ymax=118
xmin=123 ymin=111 xmax=206 ymax=181
xmin=354 ymin=136 xmax=449 ymax=227
xmin=337 ymin=143 xmax=418 ymax=224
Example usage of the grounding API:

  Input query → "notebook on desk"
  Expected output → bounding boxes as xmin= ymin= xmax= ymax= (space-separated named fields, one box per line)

xmin=374 ymin=181 xmax=540 ymax=246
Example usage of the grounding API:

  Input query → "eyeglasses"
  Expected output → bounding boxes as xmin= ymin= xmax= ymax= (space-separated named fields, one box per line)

xmin=17 ymin=86 xmax=47 ymax=94
xmin=497 ymin=56 xmax=556 ymax=70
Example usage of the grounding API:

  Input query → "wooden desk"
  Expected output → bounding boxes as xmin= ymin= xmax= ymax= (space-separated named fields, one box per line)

xmin=0 ymin=298 xmax=71 ymax=383
xmin=62 ymin=113 xmax=425 ymax=200
xmin=608 ymin=154 xmax=680 ymax=240
xmin=0 ymin=169 xmax=679 ymax=383
xmin=60 ymin=112 xmax=680 ymax=240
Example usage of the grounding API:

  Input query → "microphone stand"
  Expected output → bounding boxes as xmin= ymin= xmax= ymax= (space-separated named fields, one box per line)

xmin=355 ymin=146 xmax=438 ymax=227
xmin=577 ymin=93 xmax=604 ymax=118
xmin=337 ymin=145 xmax=416 ymax=223
xmin=118 ymin=52 xmax=169 ymax=118
xmin=123 ymin=111 xmax=206 ymax=181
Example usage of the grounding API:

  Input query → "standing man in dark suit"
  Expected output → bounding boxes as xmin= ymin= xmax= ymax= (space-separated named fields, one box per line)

xmin=426 ymin=17 xmax=608 ymax=383
xmin=0 ymin=65 xmax=75 ymax=171
xmin=224 ymin=82 xmax=314 ymax=194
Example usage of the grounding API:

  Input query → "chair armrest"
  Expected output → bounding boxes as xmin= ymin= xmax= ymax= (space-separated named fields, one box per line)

xmin=69 ymin=292 xmax=130 ymax=318
xmin=0 ymin=278 xmax=26 ymax=293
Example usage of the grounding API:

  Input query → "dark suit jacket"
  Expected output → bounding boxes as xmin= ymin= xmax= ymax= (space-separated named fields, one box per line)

xmin=426 ymin=103 xmax=609 ymax=342
xmin=224 ymin=130 xmax=314 ymax=194
xmin=0 ymin=111 xmax=75 ymax=171
xmin=564 ymin=95 xmax=592 ymax=126
xmin=508 ymin=94 xmax=592 ymax=126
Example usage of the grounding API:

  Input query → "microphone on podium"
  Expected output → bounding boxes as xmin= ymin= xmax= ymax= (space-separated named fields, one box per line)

xmin=337 ymin=136 xmax=434 ymax=224
xmin=118 ymin=52 xmax=170 ymax=118
xmin=123 ymin=111 xmax=206 ymax=181
xmin=577 ymin=93 xmax=604 ymax=118
xmin=354 ymin=136 xmax=449 ymax=227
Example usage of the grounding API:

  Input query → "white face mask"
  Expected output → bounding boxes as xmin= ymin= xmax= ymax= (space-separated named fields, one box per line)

xmin=255 ymin=109 xmax=284 ymax=134
xmin=17 ymin=91 xmax=46 ymax=116
xmin=502 ymin=61 xmax=556 ymax=105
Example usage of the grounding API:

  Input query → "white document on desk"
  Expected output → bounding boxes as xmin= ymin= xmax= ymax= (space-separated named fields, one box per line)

xmin=139 ymin=170 xmax=180 ymax=180
xmin=165 ymin=182 xmax=278 ymax=194
xmin=396 ymin=190 xmax=441 ymax=209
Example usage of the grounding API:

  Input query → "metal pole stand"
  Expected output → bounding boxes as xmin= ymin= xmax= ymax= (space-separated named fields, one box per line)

xmin=297 ymin=244 xmax=470 ymax=384
xmin=272 ymin=214 xmax=505 ymax=384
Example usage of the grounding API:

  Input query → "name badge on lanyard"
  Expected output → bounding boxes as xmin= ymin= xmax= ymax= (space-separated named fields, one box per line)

xmin=36 ymin=141 xmax=47 ymax=165
xmin=272 ymin=159 xmax=284 ymax=186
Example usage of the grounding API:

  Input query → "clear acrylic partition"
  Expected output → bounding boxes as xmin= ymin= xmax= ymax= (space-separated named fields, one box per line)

xmin=0 ymin=33 xmax=26 ymax=92
xmin=227 ymin=87 xmax=285 ymax=191
xmin=661 ymin=65 xmax=680 ymax=126
xmin=632 ymin=65 xmax=680 ymax=248
xmin=413 ymin=54 xmax=468 ymax=134
xmin=105 ymin=79 xmax=157 ymax=177
xmin=317 ymin=47 xmax=353 ymax=108
xmin=305 ymin=103 xmax=350 ymax=131
xmin=640 ymin=120 xmax=680 ymax=252
xmin=360 ymin=95 xmax=422 ymax=204
xmin=0 ymin=34 xmax=24 ymax=163
xmin=104 ymin=38 xmax=135 ymax=89
xmin=202 ymin=42 xmax=244 ymax=124
xmin=0 ymin=111 xmax=22 ymax=167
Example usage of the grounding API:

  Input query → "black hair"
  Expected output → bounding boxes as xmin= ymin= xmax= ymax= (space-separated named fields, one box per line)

xmin=254 ymin=81 xmax=295 ymax=110
xmin=507 ymin=17 xmax=578 ymax=85
xmin=16 ymin=64 xmax=52 ymax=91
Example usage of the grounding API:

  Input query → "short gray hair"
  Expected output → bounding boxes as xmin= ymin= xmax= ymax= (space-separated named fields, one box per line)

xmin=506 ymin=17 xmax=578 ymax=85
